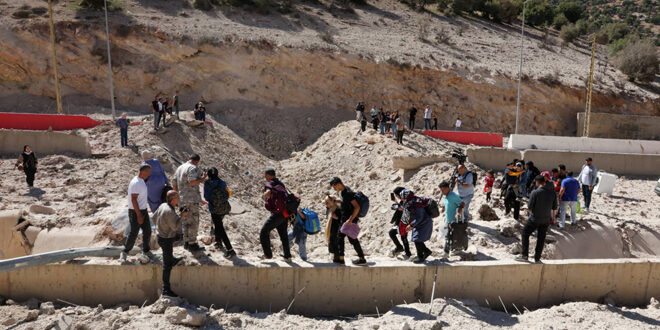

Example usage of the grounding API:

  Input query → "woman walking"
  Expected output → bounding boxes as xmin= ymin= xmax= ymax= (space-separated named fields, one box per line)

xmin=325 ymin=195 xmax=343 ymax=264
xmin=14 ymin=145 xmax=38 ymax=188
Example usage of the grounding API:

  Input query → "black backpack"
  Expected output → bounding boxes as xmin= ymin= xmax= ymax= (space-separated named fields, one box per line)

xmin=463 ymin=171 xmax=477 ymax=187
xmin=425 ymin=198 xmax=440 ymax=218
xmin=210 ymin=181 xmax=231 ymax=215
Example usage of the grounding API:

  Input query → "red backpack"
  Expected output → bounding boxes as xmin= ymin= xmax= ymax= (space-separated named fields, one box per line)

xmin=265 ymin=182 xmax=287 ymax=214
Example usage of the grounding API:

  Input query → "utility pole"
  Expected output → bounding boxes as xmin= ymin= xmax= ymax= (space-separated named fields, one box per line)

xmin=103 ymin=0 xmax=116 ymax=120
xmin=515 ymin=0 xmax=530 ymax=135
xmin=583 ymin=34 xmax=596 ymax=137
xmin=47 ymin=0 xmax=63 ymax=114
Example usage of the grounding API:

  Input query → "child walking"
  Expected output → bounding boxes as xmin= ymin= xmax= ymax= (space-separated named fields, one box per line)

xmin=484 ymin=170 xmax=495 ymax=202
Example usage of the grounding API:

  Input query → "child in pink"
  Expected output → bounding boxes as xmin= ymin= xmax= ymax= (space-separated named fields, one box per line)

xmin=484 ymin=170 xmax=495 ymax=202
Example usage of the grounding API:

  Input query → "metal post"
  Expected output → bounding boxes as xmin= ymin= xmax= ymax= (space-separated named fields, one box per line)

xmin=103 ymin=0 xmax=116 ymax=120
xmin=583 ymin=33 xmax=596 ymax=137
xmin=47 ymin=0 xmax=63 ymax=114
xmin=515 ymin=0 xmax=529 ymax=135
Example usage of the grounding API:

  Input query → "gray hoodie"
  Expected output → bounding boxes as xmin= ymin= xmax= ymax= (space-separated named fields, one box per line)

xmin=527 ymin=183 xmax=558 ymax=224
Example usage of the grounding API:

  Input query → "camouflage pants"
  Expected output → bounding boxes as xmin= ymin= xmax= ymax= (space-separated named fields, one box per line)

xmin=181 ymin=202 xmax=200 ymax=244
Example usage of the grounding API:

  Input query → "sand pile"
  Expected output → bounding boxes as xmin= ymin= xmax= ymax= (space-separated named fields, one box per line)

xmin=1 ymin=295 xmax=658 ymax=329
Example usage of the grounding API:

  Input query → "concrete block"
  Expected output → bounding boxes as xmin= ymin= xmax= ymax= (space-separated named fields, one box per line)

xmin=0 ymin=129 xmax=91 ymax=156
xmin=508 ymin=134 xmax=660 ymax=154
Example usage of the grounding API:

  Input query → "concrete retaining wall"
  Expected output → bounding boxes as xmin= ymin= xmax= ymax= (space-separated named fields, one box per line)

xmin=508 ymin=135 xmax=660 ymax=155
xmin=0 ymin=129 xmax=91 ymax=156
xmin=0 ymin=259 xmax=657 ymax=315
xmin=577 ymin=112 xmax=660 ymax=140
xmin=467 ymin=148 xmax=660 ymax=176
xmin=0 ymin=210 xmax=29 ymax=260
xmin=392 ymin=155 xmax=450 ymax=170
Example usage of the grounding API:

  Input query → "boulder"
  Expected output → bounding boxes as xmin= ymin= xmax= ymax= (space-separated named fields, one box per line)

xmin=150 ymin=296 xmax=184 ymax=314
xmin=29 ymin=204 xmax=56 ymax=215
xmin=478 ymin=204 xmax=499 ymax=221
xmin=165 ymin=306 xmax=207 ymax=327
xmin=40 ymin=302 xmax=55 ymax=315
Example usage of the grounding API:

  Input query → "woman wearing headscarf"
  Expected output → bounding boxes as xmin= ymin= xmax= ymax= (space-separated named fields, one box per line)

xmin=324 ymin=195 xmax=343 ymax=264
xmin=399 ymin=189 xmax=433 ymax=264
xmin=142 ymin=150 xmax=169 ymax=212
xmin=14 ymin=145 xmax=38 ymax=188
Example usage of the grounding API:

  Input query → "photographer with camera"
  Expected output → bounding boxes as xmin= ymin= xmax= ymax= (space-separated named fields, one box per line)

xmin=154 ymin=190 xmax=187 ymax=297
xmin=173 ymin=154 xmax=207 ymax=252
xmin=388 ymin=187 xmax=412 ymax=260
xmin=453 ymin=164 xmax=474 ymax=221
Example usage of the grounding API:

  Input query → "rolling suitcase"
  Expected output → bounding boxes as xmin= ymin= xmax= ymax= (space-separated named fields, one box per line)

xmin=448 ymin=221 xmax=468 ymax=252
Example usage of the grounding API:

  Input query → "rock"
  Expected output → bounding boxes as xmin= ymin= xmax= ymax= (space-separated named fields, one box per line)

xmin=165 ymin=306 xmax=207 ymax=326
xmin=209 ymin=309 xmax=225 ymax=318
xmin=150 ymin=296 xmax=184 ymax=314
xmin=401 ymin=321 xmax=411 ymax=330
xmin=24 ymin=298 xmax=40 ymax=310
xmin=94 ymin=304 xmax=104 ymax=314
xmin=478 ymin=204 xmax=499 ymax=221
xmin=499 ymin=219 xmax=521 ymax=238
xmin=30 ymin=204 xmax=55 ymax=215
xmin=61 ymin=162 xmax=74 ymax=170
xmin=6 ymin=299 xmax=17 ymax=305
xmin=40 ymin=302 xmax=56 ymax=315
xmin=24 ymin=310 xmax=39 ymax=322
xmin=508 ymin=243 xmax=522 ymax=255
xmin=649 ymin=297 xmax=659 ymax=309
xmin=430 ymin=321 xmax=443 ymax=330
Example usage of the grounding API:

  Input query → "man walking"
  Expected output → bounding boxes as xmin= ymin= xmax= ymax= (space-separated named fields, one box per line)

xmin=120 ymin=163 xmax=152 ymax=263
xmin=173 ymin=154 xmax=207 ymax=252
xmin=115 ymin=113 xmax=129 ymax=148
xmin=261 ymin=169 xmax=292 ymax=262
xmin=154 ymin=190 xmax=185 ymax=297
xmin=408 ymin=104 xmax=417 ymax=130
xmin=151 ymin=96 xmax=160 ymax=130
xmin=517 ymin=176 xmax=557 ymax=263
xmin=454 ymin=164 xmax=474 ymax=221
xmin=578 ymin=157 xmax=597 ymax=213
xmin=355 ymin=101 xmax=365 ymax=121
xmin=558 ymin=171 xmax=580 ymax=228
xmin=423 ymin=106 xmax=432 ymax=130
xmin=173 ymin=91 xmax=180 ymax=119
xmin=330 ymin=177 xmax=367 ymax=265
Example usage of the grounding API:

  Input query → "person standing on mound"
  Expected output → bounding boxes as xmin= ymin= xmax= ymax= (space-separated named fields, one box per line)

xmin=14 ymin=145 xmax=38 ymax=188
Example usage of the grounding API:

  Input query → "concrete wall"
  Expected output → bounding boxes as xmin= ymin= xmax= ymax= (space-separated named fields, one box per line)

xmin=467 ymin=147 xmax=660 ymax=176
xmin=0 ymin=129 xmax=91 ymax=156
xmin=1 ymin=259 xmax=657 ymax=315
xmin=466 ymin=148 xmax=522 ymax=172
xmin=508 ymin=135 xmax=660 ymax=155
xmin=392 ymin=155 xmax=450 ymax=170
xmin=577 ymin=112 xmax=660 ymax=140
xmin=0 ymin=210 xmax=30 ymax=260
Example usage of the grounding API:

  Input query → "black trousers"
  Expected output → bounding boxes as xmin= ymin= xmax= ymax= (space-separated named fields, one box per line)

xmin=211 ymin=213 xmax=233 ymax=251
xmin=158 ymin=236 xmax=175 ymax=290
xmin=582 ymin=184 xmax=592 ymax=209
xmin=521 ymin=221 xmax=549 ymax=261
xmin=260 ymin=213 xmax=291 ymax=259
xmin=24 ymin=168 xmax=36 ymax=187
xmin=337 ymin=218 xmax=365 ymax=258
xmin=389 ymin=227 xmax=411 ymax=255
xmin=504 ymin=188 xmax=520 ymax=220
xmin=396 ymin=131 xmax=404 ymax=144
xmin=124 ymin=209 xmax=151 ymax=253
xmin=414 ymin=242 xmax=430 ymax=258
xmin=409 ymin=117 xmax=415 ymax=129
xmin=328 ymin=219 xmax=341 ymax=255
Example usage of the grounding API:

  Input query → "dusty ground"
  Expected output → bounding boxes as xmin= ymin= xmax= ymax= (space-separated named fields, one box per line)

xmin=1 ymin=295 xmax=659 ymax=329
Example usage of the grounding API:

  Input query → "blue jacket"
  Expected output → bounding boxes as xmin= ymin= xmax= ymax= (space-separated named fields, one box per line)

xmin=144 ymin=159 xmax=168 ymax=212
xmin=203 ymin=178 xmax=228 ymax=214
xmin=403 ymin=197 xmax=433 ymax=243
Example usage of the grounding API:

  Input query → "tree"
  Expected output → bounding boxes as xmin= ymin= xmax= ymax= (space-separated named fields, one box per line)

xmin=524 ymin=0 xmax=554 ymax=27
xmin=614 ymin=40 xmax=659 ymax=83
xmin=556 ymin=1 xmax=584 ymax=23
xmin=552 ymin=13 xmax=568 ymax=30
xmin=560 ymin=23 xmax=580 ymax=44
xmin=603 ymin=22 xmax=630 ymax=42
xmin=484 ymin=0 xmax=520 ymax=23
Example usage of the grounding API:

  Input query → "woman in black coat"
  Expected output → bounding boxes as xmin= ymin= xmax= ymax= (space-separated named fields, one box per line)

xmin=14 ymin=145 xmax=38 ymax=187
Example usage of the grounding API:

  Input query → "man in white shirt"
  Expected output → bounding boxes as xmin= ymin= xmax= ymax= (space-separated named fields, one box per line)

xmin=455 ymin=118 xmax=462 ymax=131
xmin=121 ymin=163 xmax=152 ymax=263
xmin=578 ymin=157 xmax=597 ymax=213
xmin=173 ymin=154 xmax=207 ymax=252
xmin=424 ymin=106 xmax=432 ymax=130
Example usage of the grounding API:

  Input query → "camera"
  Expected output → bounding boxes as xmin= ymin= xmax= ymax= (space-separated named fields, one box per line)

xmin=451 ymin=148 xmax=467 ymax=165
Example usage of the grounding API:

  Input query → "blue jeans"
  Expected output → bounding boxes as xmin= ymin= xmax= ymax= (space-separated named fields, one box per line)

xmin=154 ymin=112 xmax=161 ymax=130
xmin=460 ymin=194 xmax=473 ymax=220
xmin=582 ymin=184 xmax=592 ymax=209
xmin=120 ymin=128 xmax=128 ymax=147
xmin=379 ymin=122 xmax=385 ymax=134
xmin=559 ymin=201 xmax=578 ymax=227
xmin=288 ymin=222 xmax=307 ymax=260
xmin=424 ymin=118 xmax=431 ymax=130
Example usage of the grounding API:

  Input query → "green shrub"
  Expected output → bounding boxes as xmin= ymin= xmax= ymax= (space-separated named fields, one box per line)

xmin=524 ymin=0 xmax=554 ymax=27
xmin=556 ymin=1 xmax=583 ymax=23
xmin=603 ymin=22 xmax=630 ymax=42
xmin=484 ymin=0 xmax=520 ymax=23
xmin=608 ymin=34 xmax=638 ymax=55
xmin=552 ymin=13 xmax=568 ymax=30
xmin=575 ymin=18 xmax=597 ymax=35
xmin=614 ymin=40 xmax=659 ymax=83
xmin=559 ymin=23 xmax=580 ymax=44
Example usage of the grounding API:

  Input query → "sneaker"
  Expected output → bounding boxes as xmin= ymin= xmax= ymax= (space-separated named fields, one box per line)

xmin=119 ymin=251 xmax=127 ymax=263
xmin=214 ymin=242 xmax=225 ymax=251
xmin=333 ymin=256 xmax=345 ymax=265
xmin=352 ymin=258 xmax=367 ymax=265
xmin=137 ymin=252 xmax=150 ymax=264
xmin=400 ymin=253 xmax=412 ymax=260
xmin=258 ymin=254 xmax=273 ymax=260
xmin=162 ymin=288 xmax=178 ymax=297
xmin=422 ymin=249 xmax=432 ymax=261
xmin=412 ymin=256 xmax=425 ymax=264
xmin=280 ymin=254 xmax=293 ymax=263
xmin=223 ymin=250 xmax=236 ymax=259
xmin=534 ymin=259 xmax=542 ymax=264
xmin=185 ymin=243 xmax=204 ymax=252
xmin=390 ymin=247 xmax=405 ymax=255
xmin=515 ymin=255 xmax=528 ymax=262
xmin=145 ymin=251 xmax=155 ymax=259
xmin=583 ymin=208 xmax=589 ymax=214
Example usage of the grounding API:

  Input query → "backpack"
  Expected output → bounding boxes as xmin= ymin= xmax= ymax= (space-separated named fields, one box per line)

xmin=297 ymin=209 xmax=321 ymax=235
xmin=210 ymin=181 xmax=231 ymax=215
xmin=425 ymin=198 xmax=440 ymax=218
xmin=284 ymin=189 xmax=301 ymax=217
xmin=355 ymin=192 xmax=370 ymax=218
xmin=462 ymin=171 xmax=477 ymax=187
xmin=265 ymin=183 xmax=287 ymax=214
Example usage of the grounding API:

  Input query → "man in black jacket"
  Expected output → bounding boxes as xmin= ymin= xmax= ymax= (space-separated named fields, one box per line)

xmin=516 ymin=175 xmax=557 ymax=263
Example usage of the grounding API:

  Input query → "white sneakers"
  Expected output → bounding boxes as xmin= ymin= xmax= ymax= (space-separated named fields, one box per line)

xmin=137 ymin=252 xmax=150 ymax=264
xmin=119 ymin=252 xmax=127 ymax=262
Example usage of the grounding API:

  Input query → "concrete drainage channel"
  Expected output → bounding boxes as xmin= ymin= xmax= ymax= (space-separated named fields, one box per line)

xmin=0 ymin=256 xmax=658 ymax=316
